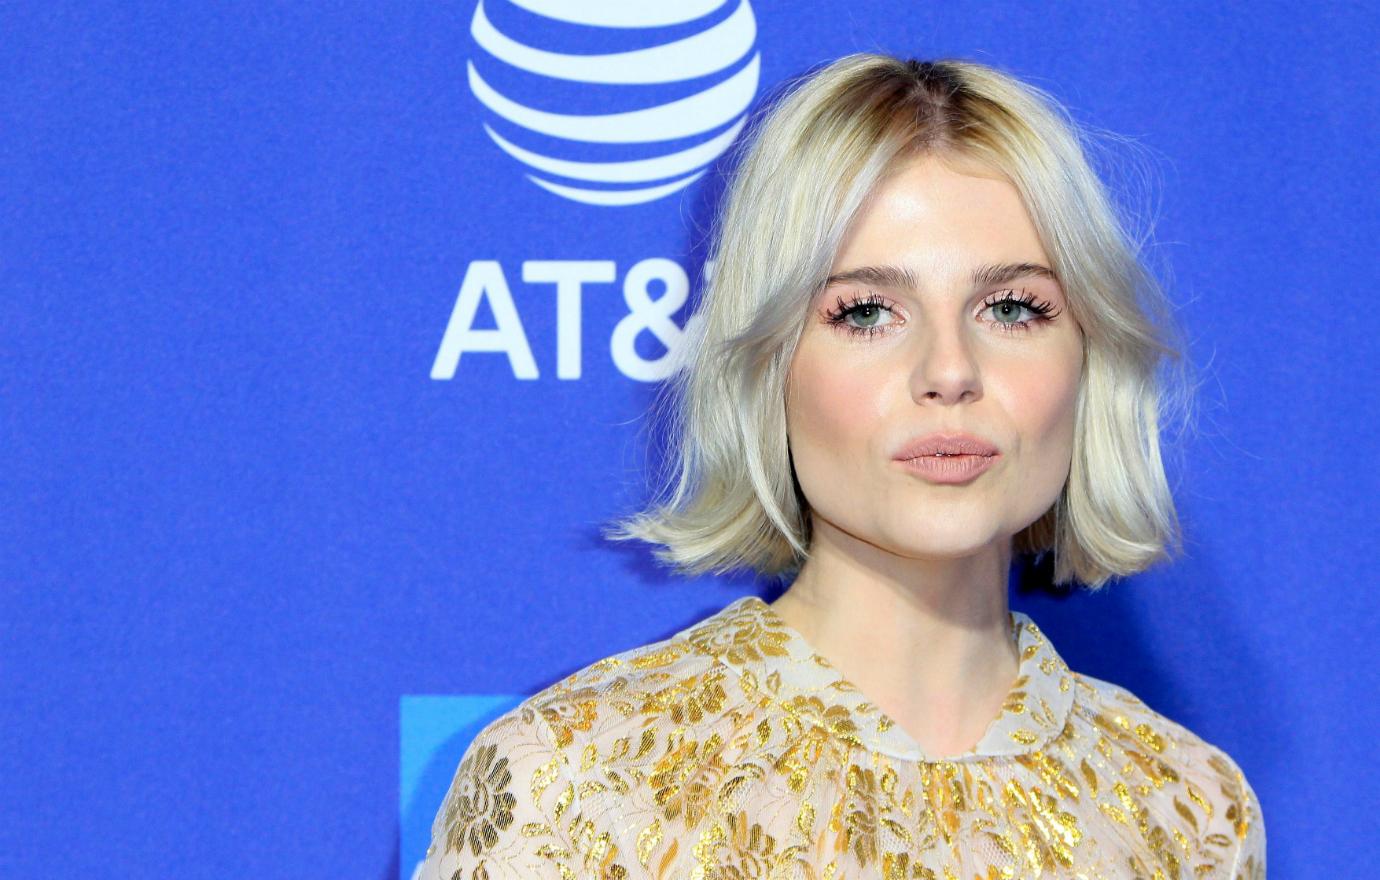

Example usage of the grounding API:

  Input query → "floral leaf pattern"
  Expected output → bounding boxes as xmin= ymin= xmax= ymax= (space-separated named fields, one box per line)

xmin=417 ymin=596 xmax=1265 ymax=879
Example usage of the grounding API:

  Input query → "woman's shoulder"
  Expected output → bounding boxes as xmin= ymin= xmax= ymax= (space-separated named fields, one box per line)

xmin=417 ymin=608 xmax=737 ymax=879
xmin=1071 ymin=670 xmax=1253 ymax=774
xmin=1070 ymin=670 xmax=1267 ymax=877
xmin=487 ymin=603 xmax=738 ymax=752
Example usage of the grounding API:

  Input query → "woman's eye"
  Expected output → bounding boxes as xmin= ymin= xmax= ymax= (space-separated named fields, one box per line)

xmin=982 ymin=292 xmax=1060 ymax=333
xmin=987 ymin=300 xmax=1037 ymax=326
xmin=823 ymin=289 xmax=1060 ymax=340
xmin=841 ymin=303 xmax=896 ymax=333
xmin=823 ymin=294 xmax=899 ymax=338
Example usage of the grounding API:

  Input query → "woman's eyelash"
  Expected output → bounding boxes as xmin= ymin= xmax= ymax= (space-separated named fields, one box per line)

xmin=821 ymin=289 xmax=1061 ymax=339
xmin=981 ymin=289 xmax=1062 ymax=330
xmin=821 ymin=293 xmax=893 ymax=338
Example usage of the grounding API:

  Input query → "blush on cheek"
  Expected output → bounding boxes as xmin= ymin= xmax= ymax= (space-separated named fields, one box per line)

xmin=1008 ymin=359 xmax=1080 ymax=473
xmin=787 ymin=353 xmax=882 ymax=485
xmin=795 ymin=361 xmax=869 ymax=433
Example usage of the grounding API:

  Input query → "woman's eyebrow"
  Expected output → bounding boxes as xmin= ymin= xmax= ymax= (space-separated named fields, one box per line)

xmin=824 ymin=261 xmax=1057 ymax=292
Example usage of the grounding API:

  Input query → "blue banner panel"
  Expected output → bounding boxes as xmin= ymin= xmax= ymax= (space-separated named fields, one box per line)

xmin=4 ymin=1 xmax=1377 ymax=878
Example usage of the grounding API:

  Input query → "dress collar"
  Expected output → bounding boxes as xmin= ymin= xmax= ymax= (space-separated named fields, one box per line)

xmin=678 ymin=594 xmax=1076 ymax=763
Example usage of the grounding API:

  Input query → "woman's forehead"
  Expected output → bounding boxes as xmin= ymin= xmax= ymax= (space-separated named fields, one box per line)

xmin=821 ymin=157 xmax=1045 ymax=270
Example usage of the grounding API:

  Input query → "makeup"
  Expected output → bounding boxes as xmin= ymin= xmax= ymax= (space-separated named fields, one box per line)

xmin=894 ymin=451 xmax=1000 ymax=484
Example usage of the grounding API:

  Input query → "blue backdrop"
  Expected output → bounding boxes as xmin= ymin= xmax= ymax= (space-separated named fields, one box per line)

xmin=4 ymin=2 xmax=1377 ymax=877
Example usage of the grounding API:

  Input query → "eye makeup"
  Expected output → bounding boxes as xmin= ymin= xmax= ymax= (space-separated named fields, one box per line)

xmin=820 ymin=288 xmax=1062 ymax=339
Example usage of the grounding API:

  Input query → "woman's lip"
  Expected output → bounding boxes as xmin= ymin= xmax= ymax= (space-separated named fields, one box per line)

xmin=895 ymin=453 xmax=1000 ymax=484
xmin=892 ymin=432 xmax=1000 ymax=459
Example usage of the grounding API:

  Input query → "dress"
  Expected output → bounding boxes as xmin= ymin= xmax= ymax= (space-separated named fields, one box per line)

xmin=417 ymin=595 xmax=1265 ymax=879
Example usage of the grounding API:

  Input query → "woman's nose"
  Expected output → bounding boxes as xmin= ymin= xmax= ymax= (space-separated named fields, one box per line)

xmin=909 ymin=319 xmax=982 ymax=405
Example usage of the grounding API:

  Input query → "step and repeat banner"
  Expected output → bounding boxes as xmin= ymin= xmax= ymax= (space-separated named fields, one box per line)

xmin=5 ymin=2 xmax=1377 ymax=877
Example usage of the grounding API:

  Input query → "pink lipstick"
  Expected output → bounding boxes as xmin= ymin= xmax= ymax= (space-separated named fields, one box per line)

xmin=892 ymin=432 xmax=1001 ymax=485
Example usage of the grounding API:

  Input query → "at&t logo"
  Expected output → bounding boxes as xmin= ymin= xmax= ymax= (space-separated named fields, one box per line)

xmin=431 ymin=259 xmax=712 ymax=382
xmin=467 ymin=0 xmax=760 ymax=206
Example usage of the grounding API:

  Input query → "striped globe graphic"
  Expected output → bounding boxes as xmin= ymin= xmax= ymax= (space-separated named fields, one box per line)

xmin=467 ymin=0 xmax=760 ymax=206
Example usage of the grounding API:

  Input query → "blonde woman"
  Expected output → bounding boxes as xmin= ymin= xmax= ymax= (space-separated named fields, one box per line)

xmin=419 ymin=54 xmax=1265 ymax=879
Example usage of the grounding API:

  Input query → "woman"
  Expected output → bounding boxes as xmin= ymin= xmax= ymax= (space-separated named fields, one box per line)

xmin=418 ymin=54 xmax=1265 ymax=879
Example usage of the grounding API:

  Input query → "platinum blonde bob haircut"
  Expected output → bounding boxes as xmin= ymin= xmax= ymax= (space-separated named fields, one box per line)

xmin=603 ymin=53 xmax=1196 ymax=591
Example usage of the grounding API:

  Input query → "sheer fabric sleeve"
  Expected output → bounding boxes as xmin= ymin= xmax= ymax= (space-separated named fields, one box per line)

xmin=1228 ymin=768 xmax=1266 ymax=879
xmin=414 ymin=705 xmax=578 ymax=880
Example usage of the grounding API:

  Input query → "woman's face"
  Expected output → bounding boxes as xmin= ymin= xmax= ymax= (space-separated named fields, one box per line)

xmin=785 ymin=152 xmax=1084 ymax=560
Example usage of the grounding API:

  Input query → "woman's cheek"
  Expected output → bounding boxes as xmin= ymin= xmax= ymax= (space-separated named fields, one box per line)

xmin=788 ymin=349 xmax=885 ymax=492
xmin=1000 ymin=356 xmax=1080 ymax=475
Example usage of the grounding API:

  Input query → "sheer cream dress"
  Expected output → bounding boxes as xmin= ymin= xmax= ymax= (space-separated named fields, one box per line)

xmin=417 ymin=595 xmax=1264 ymax=879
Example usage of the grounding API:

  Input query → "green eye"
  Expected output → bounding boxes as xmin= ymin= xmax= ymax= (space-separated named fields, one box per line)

xmin=982 ymin=290 xmax=1061 ymax=333
xmin=824 ymin=293 xmax=897 ymax=339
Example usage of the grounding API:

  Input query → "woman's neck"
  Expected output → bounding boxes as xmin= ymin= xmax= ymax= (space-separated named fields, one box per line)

xmin=769 ymin=521 xmax=1019 ymax=758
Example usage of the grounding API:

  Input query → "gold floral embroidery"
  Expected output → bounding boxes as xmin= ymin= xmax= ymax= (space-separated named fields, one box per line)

xmin=781 ymin=694 xmax=861 ymax=746
xmin=534 ymin=686 xmax=600 ymax=748
xmin=686 ymin=607 xmax=791 ymax=665
xmin=650 ymin=732 xmax=731 ymax=829
xmin=778 ymin=717 xmax=848 ymax=793
xmin=441 ymin=741 xmax=517 ymax=859
xmin=703 ymin=809 xmax=807 ymax=879
xmin=641 ymin=668 xmax=729 ymax=725
xmin=418 ymin=596 xmax=1265 ymax=880
xmin=834 ymin=762 xmax=883 ymax=867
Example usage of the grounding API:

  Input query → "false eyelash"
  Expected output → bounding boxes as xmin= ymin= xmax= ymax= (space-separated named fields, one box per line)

xmin=980 ymin=289 xmax=1062 ymax=332
xmin=822 ymin=292 xmax=893 ymax=338
xmin=822 ymin=289 xmax=1061 ymax=339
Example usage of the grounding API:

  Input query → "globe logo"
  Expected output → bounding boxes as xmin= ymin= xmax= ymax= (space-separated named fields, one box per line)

xmin=467 ymin=0 xmax=760 ymax=206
